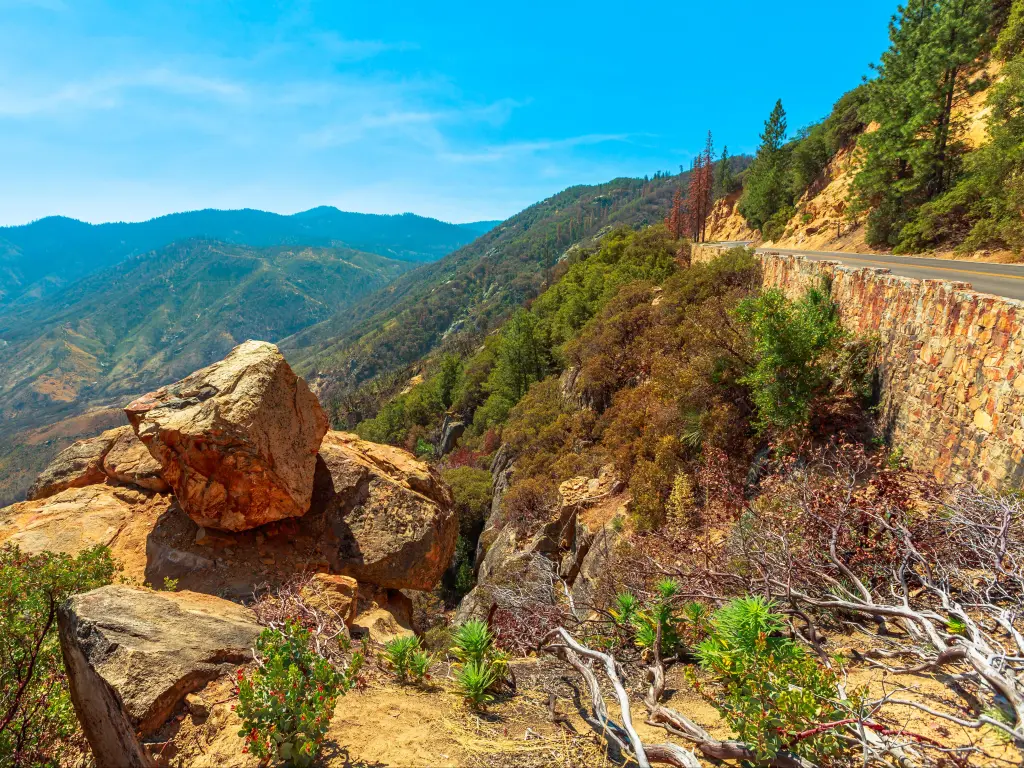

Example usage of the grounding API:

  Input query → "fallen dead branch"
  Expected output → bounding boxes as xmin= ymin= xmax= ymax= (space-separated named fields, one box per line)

xmin=540 ymin=626 xmax=822 ymax=768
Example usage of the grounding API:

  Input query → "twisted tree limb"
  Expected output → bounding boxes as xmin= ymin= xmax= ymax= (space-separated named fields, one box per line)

xmin=541 ymin=627 xmax=818 ymax=768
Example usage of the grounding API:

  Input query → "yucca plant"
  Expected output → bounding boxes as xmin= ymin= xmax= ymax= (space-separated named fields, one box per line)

xmin=451 ymin=619 xmax=493 ymax=666
xmin=408 ymin=647 xmax=433 ymax=682
xmin=610 ymin=592 xmax=640 ymax=628
xmin=450 ymin=620 xmax=505 ymax=709
xmin=382 ymin=635 xmax=432 ymax=684
xmin=455 ymin=659 xmax=497 ymax=709
xmin=631 ymin=579 xmax=684 ymax=656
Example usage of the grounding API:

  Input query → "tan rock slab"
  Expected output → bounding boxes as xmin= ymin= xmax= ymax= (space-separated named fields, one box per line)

xmin=58 ymin=585 xmax=260 ymax=767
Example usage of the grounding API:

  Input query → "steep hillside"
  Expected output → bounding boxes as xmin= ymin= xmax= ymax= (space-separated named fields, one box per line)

xmin=0 ymin=240 xmax=410 ymax=504
xmin=716 ymin=2 xmax=1023 ymax=260
xmin=282 ymin=174 xmax=686 ymax=420
xmin=457 ymin=220 xmax=502 ymax=236
xmin=0 ymin=207 xmax=487 ymax=307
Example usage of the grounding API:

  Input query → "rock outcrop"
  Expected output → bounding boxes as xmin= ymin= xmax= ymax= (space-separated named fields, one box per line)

xmin=27 ymin=425 xmax=167 ymax=500
xmin=350 ymin=586 xmax=415 ymax=643
xmin=313 ymin=431 xmax=457 ymax=590
xmin=457 ymin=467 xmax=625 ymax=623
xmin=474 ymin=442 xmax=514 ymax=570
xmin=125 ymin=341 xmax=329 ymax=532
xmin=436 ymin=414 xmax=465 ymax=457
xmin=0 ymin=484 xmax=171 ymax=574
xmin=58 ymin=585 xmax=261 ymax=767
xmin=102 ymin=426 xmax=170 ymax=493
xmin=300 ymin=573 xmax=359 ymax=626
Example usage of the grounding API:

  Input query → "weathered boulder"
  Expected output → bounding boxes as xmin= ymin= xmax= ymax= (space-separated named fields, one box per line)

xmin=102 ymin=426 xmax=170 ymax=493
xmin=27 ymin=425 xmax=169 ymax=501
xmin=0 ymin=484 xmax=170 ymax=581
xmin=27 ymin=428 xmax=119 ymax=500
xmin=351 ymin=586 xmax=415 ymax=644
xmin=125 ymin=340 xmax=329 ymax=532
xmin=313 ymin=431 xmax=457 ymax=590
xmin=300 ymin=573 xmax=359 ymax=626
xmin=58 ymin=585 xmax=261 ymax=768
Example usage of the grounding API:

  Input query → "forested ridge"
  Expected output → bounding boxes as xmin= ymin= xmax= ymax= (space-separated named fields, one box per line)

xmin=284 ymin=168 xmax=744 ymax=427
xmin=734 ymin=0 xmax=1024 ymax=253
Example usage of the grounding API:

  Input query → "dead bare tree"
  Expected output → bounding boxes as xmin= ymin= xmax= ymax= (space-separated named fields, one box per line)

xmin=664 ymin=443 xmax=1024 ymax=762
xmin=250 ymin=575 xmax=354 ymax=664
xmin=540 ymin=626 xmax=825 ymax=768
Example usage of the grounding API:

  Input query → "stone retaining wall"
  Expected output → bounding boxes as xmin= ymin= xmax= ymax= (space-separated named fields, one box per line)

xmin=697 ymin=247 xmax=1024 ymax=488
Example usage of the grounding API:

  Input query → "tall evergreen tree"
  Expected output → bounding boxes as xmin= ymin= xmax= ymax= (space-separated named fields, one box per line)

xmin=738 ymin=100 xmax=790 ymax=231
xmin=715 ymin=145 xmax=736 ymax=199
xmin=851 ymin=0 xmax=996 ymax=247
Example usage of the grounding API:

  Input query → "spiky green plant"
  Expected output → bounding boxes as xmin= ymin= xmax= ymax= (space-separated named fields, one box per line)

xmin=610 ymin=592 xmax=640 ymax=628
xmin=450 ymin=620 xmax=505 ymax=710
xmin=383 ymin=635 xmax=433 ymax=683
xmin=455 ymin=659 xmax=498 ymax=709
xmin=451 ymin=619 xmax=493 ymax=666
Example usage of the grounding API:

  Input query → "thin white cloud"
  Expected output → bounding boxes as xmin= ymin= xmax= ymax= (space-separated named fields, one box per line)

xmin=439 ymin=133 xmax=631 ymax=164
xmin=0 ymin=68 xmax=245 ymax=117
xmin=312 ymin=32 xmax=417 ymax=62
xmin=299 ymin=98 xmax=523 ymax=149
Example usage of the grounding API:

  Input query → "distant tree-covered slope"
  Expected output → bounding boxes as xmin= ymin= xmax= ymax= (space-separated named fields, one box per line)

xmin=282 ymin=174 xmax=690 ymax=419
xmin=458 ymin=220 xmax=503 ymax=235
xmin=0 ymin=207 xmax=481 ymax=307
xmin=0 ymin=239 xmax=410 ymax=503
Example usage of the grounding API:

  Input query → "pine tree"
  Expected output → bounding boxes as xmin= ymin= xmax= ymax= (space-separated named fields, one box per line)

xmin=715 ymin=145 xmax=735 ymax=199
xmin=665 ymin=188 xmax=686 ymax=239
xmin=851 ymin=0 xmax=996 ymax=247
xmin=738 ymin=100 xmax=790 ymax=231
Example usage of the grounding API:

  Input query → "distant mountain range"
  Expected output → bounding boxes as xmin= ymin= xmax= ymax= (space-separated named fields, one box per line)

xmin=0 ymin=207 xmax=497 ymax=307
xmin=0 ymin=239 xmax=413 ymax=504
xmin=0 ymin=176 xmax=719 ymax=505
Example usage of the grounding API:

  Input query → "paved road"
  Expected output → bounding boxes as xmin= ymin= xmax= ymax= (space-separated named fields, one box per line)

xmin=711 ymin=243 xmax=1024 ymax=301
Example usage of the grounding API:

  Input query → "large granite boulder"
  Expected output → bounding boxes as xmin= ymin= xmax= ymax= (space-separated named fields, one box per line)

xmin=313 ymin=431 xmax=457 ymax=590
xmin=125 ymin=340 xmax=329 ymax=532
xmin=58 ymin=585 xmax=261 ymax=768
xmin=0 ymin=484 xmax=171 ymax=582
xmin=27 ymin=425 xmax=168 ymax=501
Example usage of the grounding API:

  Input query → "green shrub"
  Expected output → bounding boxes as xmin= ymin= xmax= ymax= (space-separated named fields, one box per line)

xmin=450 ymin=620 xmax=509 ymax=710
xmin=382 ymin=635 xmax=433 ymax=684
xmin=761 ymin=205 xmax=795 ymax=242
xmin=454 ymin=659 xmax=498 ymax=709
xmin=442 ymin=466 xmax=492 ymax=536
xmin=737 ymin=281 xmax=847 ymax=434
xmin=236 ymin=620 xmax=360 ymax=767
xmin=421 ymin=624 xmax=454 ymax=654
xmin=695 ymin=597 xmax=843 ymax=764
xmin=0 ymin=544 xmax=116 ymax=766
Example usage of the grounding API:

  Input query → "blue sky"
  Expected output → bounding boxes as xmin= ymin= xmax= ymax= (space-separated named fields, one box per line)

xmin=0 ymin=0 xmax=898 ymax=226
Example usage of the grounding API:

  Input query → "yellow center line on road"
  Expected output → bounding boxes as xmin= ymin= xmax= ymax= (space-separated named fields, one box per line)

xmin=761 ymin=251 xmax=1024 ymax=283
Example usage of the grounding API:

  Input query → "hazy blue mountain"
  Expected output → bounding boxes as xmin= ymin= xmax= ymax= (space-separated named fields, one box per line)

xmin=0 ymin=207 xmax=483 ymax=306
xmin=457 ymin=220 xmax=503 ymax=235
xmin=0 ymin=238 xmax=412 ymax=504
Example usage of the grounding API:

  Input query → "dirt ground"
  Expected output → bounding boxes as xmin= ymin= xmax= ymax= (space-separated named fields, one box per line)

xmin=148 ymin=631 xmax=1018 ymax=768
